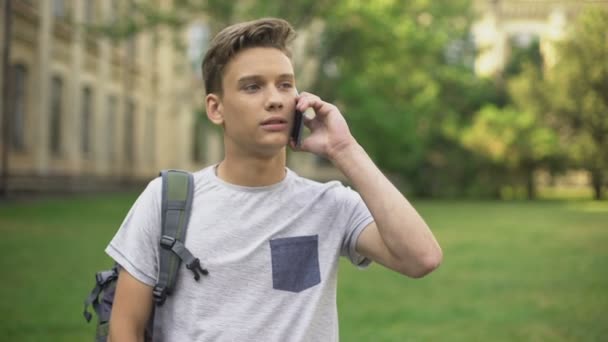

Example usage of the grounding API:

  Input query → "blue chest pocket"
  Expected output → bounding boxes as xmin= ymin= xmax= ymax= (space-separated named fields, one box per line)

xmin=270 ymin=235 xmax=321 ymax=293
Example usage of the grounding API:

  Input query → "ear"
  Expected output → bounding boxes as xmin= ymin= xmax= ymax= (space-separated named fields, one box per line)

xmin=205 ymin=93 xmax=224 ymax=125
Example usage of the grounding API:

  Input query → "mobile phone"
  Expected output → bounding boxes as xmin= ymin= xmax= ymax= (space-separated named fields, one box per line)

xmin=291 ymin=107 xmax=305 ymax=147
xmin=291 ymin=91 xmax=305 ymax=147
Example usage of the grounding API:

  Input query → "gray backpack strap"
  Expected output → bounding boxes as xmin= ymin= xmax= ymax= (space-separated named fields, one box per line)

xmin=153 ymin=169 xmax=208 ymax=305
xmin=83 ymin=264 xmax=120 ymax=342
xmin=83 ymin=264 xmax=120 ymax=323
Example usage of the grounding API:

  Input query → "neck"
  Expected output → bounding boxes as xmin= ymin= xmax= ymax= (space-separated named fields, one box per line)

xmin=216 ymin=148 xmax=287 ymax=187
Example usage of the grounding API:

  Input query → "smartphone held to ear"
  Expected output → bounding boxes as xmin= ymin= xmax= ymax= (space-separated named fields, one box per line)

xmin=290 ymin=108 xmax=305 ymax=147
xmin=290 ymin=92 xmax=315 ymax=147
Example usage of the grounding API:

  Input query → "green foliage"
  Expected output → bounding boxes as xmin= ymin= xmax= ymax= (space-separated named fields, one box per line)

xmin=87 ymin=1 xmax=607 ymax=199
xmin=540 ymin=8 xmax=608 ymax=199
xmin=89 ymin=0 xmax=502 ymax=197
xmin=311 ymin=0 xmax=505 ymax=196
xmin=504 ymin=38 xmax=543 ymax=78
xmin=87 ymin=0 xmax=334 ymax=39
xmin=498 ymin=8 xmax=608 ymax=198
xmin=462 ymin=105 xmax=559 ymax=168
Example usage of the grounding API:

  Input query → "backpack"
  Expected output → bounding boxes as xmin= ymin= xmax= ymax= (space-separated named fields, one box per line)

xmin=83 ymin=169 xmax=208 ymax=341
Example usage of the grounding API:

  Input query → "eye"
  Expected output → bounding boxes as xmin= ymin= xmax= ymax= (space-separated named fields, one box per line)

xmin=243 ymin=84 xmax=260 ymax=92
xmin=279 ymin=82 xmax=293 ymax=90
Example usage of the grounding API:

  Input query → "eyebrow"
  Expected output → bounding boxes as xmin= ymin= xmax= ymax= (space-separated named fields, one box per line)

xmin=237 ymin=73 xmax=295 ymax=85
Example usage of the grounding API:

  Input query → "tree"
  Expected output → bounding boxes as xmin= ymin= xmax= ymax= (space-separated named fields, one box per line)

xmin=544 ymin=8 xmax=608 ymax=200
xmin=91 ymin=0 xmax=337 ymax=42
xmin=95 ymin=0 xmax=511 ymax=198
xmin=504 ymin=38 xmax=569 ymax=198
xmin=310 ymin=0 xmax=502 ymax=197
xmin=461 ymin=104 xmax=560 ymax=199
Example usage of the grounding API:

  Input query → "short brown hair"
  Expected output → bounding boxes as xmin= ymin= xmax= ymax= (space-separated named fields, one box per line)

xmin=202 ymin=18 xmax=296 ymax=95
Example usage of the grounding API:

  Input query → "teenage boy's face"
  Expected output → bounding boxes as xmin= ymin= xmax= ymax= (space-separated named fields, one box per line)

xmin=217 ymin=47 xmax=297 ymax=156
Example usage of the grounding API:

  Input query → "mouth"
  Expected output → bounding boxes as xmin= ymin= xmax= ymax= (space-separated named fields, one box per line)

xmin=260 ymin=117 xmax=288 ymax=126
xmin=260 ymin=117 xmax=289 ymax=132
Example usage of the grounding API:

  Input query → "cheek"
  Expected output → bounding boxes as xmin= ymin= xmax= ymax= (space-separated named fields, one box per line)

xmin=223 ymin=107 xmax=256 ymax=135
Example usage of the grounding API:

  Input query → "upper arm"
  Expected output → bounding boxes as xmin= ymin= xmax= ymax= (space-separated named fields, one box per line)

xmin=109 ymin=269 xmax=154 ymax=341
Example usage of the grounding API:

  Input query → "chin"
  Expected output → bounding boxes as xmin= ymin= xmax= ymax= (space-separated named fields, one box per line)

xmin=267 ymin=143 xmax=288 ymax=152
xmin=258 ymin=141 xmax=288 ymax=154
xmin=263 ymin=136 xmax=289 ymax=147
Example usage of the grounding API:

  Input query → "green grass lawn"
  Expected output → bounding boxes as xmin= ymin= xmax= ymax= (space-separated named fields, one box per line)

xmin=0 ymin=194 xmax=606 ymax=341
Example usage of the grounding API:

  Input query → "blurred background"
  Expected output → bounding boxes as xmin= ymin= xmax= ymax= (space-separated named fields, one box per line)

xmin=0 ymin=0 xmax=607 ymax=341
xmin=1 ymin=0 xmax=607 ymax=199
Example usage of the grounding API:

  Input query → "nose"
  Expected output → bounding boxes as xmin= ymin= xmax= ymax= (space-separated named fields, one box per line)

xmin=264 ymin=86 xmax=284 ymax=112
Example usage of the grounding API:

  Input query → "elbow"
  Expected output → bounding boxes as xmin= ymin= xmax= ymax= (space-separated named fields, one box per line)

xmin=404 ymin=248 xmax=443 ymax=279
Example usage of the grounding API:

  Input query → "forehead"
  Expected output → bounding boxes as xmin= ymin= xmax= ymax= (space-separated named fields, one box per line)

xmin=223 ymin=47 xmax=294 ymax=83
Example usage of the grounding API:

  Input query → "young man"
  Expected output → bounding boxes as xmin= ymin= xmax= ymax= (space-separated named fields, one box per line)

xmin=107 ymin=18 xmax=442 ymax=341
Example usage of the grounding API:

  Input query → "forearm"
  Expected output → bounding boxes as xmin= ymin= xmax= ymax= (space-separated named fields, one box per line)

xmin=331 ymin=143 xmax=442 ymax=271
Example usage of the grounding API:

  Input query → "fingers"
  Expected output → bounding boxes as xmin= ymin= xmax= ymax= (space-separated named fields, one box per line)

xmin=296 ymin=92 xmax=337 ymax=118
xmin=302 ymin=107 xmax=316 ymax=121
xmin=296 ymin=92 xmax=321 ymax=113
xmin=288 ymin=139 xmax=298 ymax=151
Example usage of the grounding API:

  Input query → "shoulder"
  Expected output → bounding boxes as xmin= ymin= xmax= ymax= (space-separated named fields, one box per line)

xmin=133 ymin=176 xmax=162 ymax=202
xmin=126 ymin=176 xmax=163 ymax=216
xmin=139 ymin=167 xmax=208 ymax=205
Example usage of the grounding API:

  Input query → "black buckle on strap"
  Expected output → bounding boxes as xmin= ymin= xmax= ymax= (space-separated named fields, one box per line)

xmin=95 ymin=273 xmax=106 ymax=286
xmin=160 ymin=235 xmax=176 ymax=249
xmin=153 ymin=285 xmax=167 ymax=305
xmin=95 ymin=270 xmax=117 ymax=286
xmin=186 ymin=258 xmax=209 ymax=281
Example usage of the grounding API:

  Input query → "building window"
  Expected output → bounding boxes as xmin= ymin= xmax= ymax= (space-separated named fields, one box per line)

xmin=10 ymin=64 xmax=27 ymax=151
xmin=124 ymin=100 xmax=135 ymax=164
xmin=84 ymin=0 xmax=95 ymax=24
xmin=17 ymin=0 xmax=34 ymax=7
xmin=50 ymin=76 xmax=63 ymax=156
xmin=81 ymin=86 xmax=93 ymax=157
xmin=144 ymin=108 xmax=156 ymax=165
xmin=188 ymin=24 xmax=210 ymax=79
xmin=108 ymin=0 xmax=119 ymax=23
xmin=106 ymin=95 xmax=117 ymax=162
xmin=126 ymin=0 xmax=137 ymax=62
xmin=127 ymin=37 xmax=137 ymax=64
xmin=53 ymin=0 xmax=65 ymax=18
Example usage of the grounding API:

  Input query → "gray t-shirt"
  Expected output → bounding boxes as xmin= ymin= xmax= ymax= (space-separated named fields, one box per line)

xmin=106 ymin=164 xmax=374 ymax=341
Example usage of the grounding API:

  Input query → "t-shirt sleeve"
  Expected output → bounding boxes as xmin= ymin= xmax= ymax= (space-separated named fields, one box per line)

xmin=337 ymin=185 xmax=374 ymax=268
xmin=105 ymin=177 xmax=162 ymax=287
